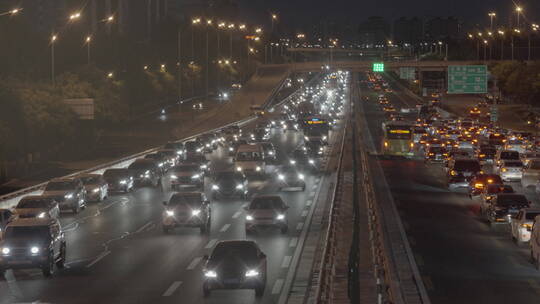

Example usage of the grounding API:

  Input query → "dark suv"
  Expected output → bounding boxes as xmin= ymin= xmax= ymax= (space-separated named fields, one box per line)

xmin=482 ymin=193 xmax=530 ymax=225
xmin=128 ymin=159 xmax=162 ymax=188
xmin=162 ymin=192 xmax=211 ymax=234
xmin=42 ymin=178 xmax=86 ymax=213
xmin=446 ymin=158 xmax=481 ymax=189
xmin=0 ymin=218 xmax=66 ymax=277
xmin=211 ymin=171 xmax=248 ymax=199
xmin=202 ymin=240 xmax=267 ymax=297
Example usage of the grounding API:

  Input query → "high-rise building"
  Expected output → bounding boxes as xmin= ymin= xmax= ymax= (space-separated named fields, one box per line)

xmin=424 ymin=17 xmax=460 ymax=40
xmin=393 ymin=17 xmax=424 ymax=44
xmin=358 ymin=16 xmax=390 ymax=47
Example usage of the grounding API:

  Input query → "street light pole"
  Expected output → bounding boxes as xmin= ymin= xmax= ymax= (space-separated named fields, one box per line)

xmin=85 ymin=36 xmax=91 ymax=64
xmin=51 ymin=35 xmax=57 ymax=85
xmin=205 ymin=20 xmax=212 ymax=98
xmin=177 ymin=28 xmax=182 ymax=102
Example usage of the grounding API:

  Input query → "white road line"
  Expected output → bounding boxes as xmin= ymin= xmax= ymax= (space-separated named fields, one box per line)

xmin=272 ymin=279 xmax=284 ymax=294
xmin=301 ymin=210 xmax=308 ymax=217
xmin=315 ymin=178 xmax=321 ymax=183
xmin=289 ymin=237 xmax=298 ymax=248
xmin=187 ymin=257 xmax=202 ymax=270
xmin=309 ymin=191 xmax=316 ymax=197
xmin=135 ymin=221 xmax=153 ymax=234
xmin=232 ymin=211 xmax=242 ymax=219
xmin=242 ymin=203 xmax=248 ymax=208
xmin=220 ymin=224 xmax=231 ymax=232
xmin=205 ymin=239 xmax=218 ymax=249
xmin=311 ymin=184 xmax=317 ymax=190
xmin=296 ymin=222 xmax=304 ymax=230
xmin=281 ymin=256 xmax=292 ymax=268
xmin=306 ymin=200 xmax=313 ymax=206
xmin=162 ymin=281 xmax=183 ymax=297
xmin=86 ymin=250 xmax=111 ymax=268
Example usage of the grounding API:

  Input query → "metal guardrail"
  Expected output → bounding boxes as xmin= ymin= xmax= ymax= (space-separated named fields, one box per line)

xmin=0 ymin=71 xmax=313 ymax=210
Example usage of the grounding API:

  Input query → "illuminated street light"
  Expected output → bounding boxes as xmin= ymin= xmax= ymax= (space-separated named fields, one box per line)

xmin=107 ymin=72 xmax=114 ymax=78
xmin=143 ymin=65 xmax=149 ymax=70
xmin=107 ymin=15 xmax=114 ymax=22
xmin=239 ymin=24 xmax=246 ymax=30
xmin=85 ymin=35 xmax=92 ymax=64
xmin=488 ymin=12 xmax=496 ymax=30
xmin=69 ymin=12 xmax=81 ymax=21
xmin=515 ymin=6 xmax=523 ymax=28
xmin=50 ymin=34 xmax=58 ymax=85
xmin=255 ymin=27 xmax=262 ymax=34
xmin=0 ymin=8 xmax=22 ymax=16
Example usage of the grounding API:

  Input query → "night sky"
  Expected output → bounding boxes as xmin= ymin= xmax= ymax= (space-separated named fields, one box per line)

xmin=238 ymin=0 xmax=539 ymax=30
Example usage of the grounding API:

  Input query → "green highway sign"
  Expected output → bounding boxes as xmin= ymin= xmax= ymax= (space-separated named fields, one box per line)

xmin=373 ymin=62 xmax=385 ymax=72
xmin=399 ymin=67 xmax=415 ymax=80
xmin=447 ymin=65 xmax=487 ymax=94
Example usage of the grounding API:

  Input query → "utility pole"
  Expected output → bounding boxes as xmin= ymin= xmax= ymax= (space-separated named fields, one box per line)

xmin=177 ymin=28 xmax=182 ymax=102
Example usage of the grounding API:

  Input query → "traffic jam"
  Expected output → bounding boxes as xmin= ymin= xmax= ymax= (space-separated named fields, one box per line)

xmin=0 ymin=72 xmax=349 ymax=298
xmin=364 ymin=71 xmax=540 ymax=270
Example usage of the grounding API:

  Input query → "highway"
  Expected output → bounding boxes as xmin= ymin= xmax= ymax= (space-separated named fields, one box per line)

xmin=357 ymin=72 xmax=540 ymax=304
xmin=0 ymin=78 xmax=345 ymax=304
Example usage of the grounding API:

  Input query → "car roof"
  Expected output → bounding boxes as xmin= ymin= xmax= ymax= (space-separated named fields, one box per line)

xmin=50 ymin=177 xmax=78 ymax=182
xmin=237 ymin=144 xmax=262 ymax=152
xmin=77 ymin=173 xmax=101 ymax=178
xmin=19 ymin=195 xmax=56 ymax=201
xmin=215 ymin=240 xmax=257 ymax=248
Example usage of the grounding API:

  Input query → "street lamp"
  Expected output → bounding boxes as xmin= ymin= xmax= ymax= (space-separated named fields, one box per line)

xmin=0 ymin=8 xmax=22 ymax=16
xmin=107 ymin=72 xmax=114 ymax=79
xmin=205 ymin=19 xmax=213 ymax=98
xmin=515 ymin=6 xmax=523 ymax=28
xmin=51 ymin=35 xmax=57 ymax=85
xmin=85 ymin=35 xmax=92 ymax=64
xmin=488 ymin=12 xmax=496 ymax=31
xmin=498 ymin=30 xmax=505 ymax=60
xmin=69 ymin=12 xmax=81 ymax=21
xmin=191 ymin=17 xmax=201 ymax=96
xmin=512 ymin=28 xmax=520 ymax=60
xmin=271 ymin=13 xmax=278 ymax=32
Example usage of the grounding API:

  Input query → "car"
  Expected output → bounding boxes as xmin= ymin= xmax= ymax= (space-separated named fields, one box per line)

xmin=495 ymin=150 xmax=520 ymax=168
xmin=183 ymin=153 xmax=210 ymax=173
xmin=202 ymin=240 xmax=267 ymax=297
xmin=163 ymin=142 xmax=185 ymax=156
xmin=497 ymin=160 xmax=523 ymax=182
xmin=283 ymin=120 xmax=299 ymax=132
xmin=510 ymin=208 xmax=540 ymax=246
xmin=185 ymin=140 xmax=203 ymax=154
xmin=504 ymin=137 xmax=527 ymax=154
xmin=476 ymin=145 xmax=496 ymax=164
xmin=425 ymin=146 xmax=447 ymax=162
xmin=245 ymin=195 xmax=289 ymax=234
xmin=198 ymin=133 xmax=219 ymax=151
xmin=211 ymin=171 xmax=248 ymax=199
xmin=144 ymin=153 xmax=170 ymax=172
xmin=290 ymin=148 xmax=317 ymax=171
xmin=235 ymin=144 xmax=266 ymax=177
xmin=42 ymin=178 xmax=86 ymax=214
xmin=468 ymin=174 xmax=503 ymax=197
xmin=128 ymin=159 xmax=162 ymax=188
xmin=481 ymin=193 xmax=530 ymax=225
xmin=250 ymin=128 xmax=270 ymax=142
xmin=15 ymin=196 xmax=60 ymax=220
xmin=228 ymin=138 xmax=249 ymax=156
xmin=162 ymin=192 xmax=211 ymax=234
xmin=168 ymin=164 xmax=204 ymax=191
xmin=78 ymin=174 xmax=108 ymax=202
xmin=156 ymin=149 xmax=180 ymax=168
xmin=489 ymin=133 xmax=507 ymax=147
xmin=446 ymin=159 xmax=482 ymax=189
xmin=521 ymin=159 xmax=540 ymax=188
xmin=276 ymin=165 xmax=306 ymax=191
xmin=480 ymin=184 xmax=514 ymax=204
xmin=305 ymin=139 xmax=325 ymax=158
xmin=0 ymin=209 xmax=15 ymax=236
xmin=0 ymin=218 xmax=66 ymax=277
xmin=102 ymin=168 xmax=134 ymax=193
xmin=260 ymin=142 xmax=277 ymax=162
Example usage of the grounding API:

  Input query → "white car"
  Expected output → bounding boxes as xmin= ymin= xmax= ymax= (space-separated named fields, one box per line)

xmin=511 ymin=208 xmax=540 ymax=245
xmin=497 ymin=160 xmax=523 ymax=182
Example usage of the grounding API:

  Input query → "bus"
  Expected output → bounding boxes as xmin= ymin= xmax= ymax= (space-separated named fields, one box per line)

xmin=382 ymin=121 xmax=414 ymax=157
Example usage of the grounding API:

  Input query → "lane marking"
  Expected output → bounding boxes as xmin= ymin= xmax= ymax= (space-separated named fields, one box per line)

xmin=306 ymin=200 xmax=313 ymax=206
xmin=162 ymin=281 xmax=183 ymax=297
xmin=301 ymin=210 xmax=308 ymax=217
xmin=311 ymin=184 xmax=317 ymax=190
xmin=281 ymin=256 xmax=292 ymax=268
xmin=315 ymin=178 xmax=321 ymax=183
xmin=296 ymin=222 xmax=304 ymax=230
xmin=220 ymin=224 xmax=231 ymax=232
xmin=205 ymin=239 xmax=218 ymax=249
xmin=86 ymin=250 xmax=111 ymax=268
xmin=272 ymin=279 xmax=284 ymax=294
xmin=289 ymin=237 xmax=298 ymax=248
xmin=135 ymin=221 xmax=153 ymax=234
xmin=309 ymin=191 xmax=316 ymax=197
xmin=187 ymin=257 xmax=202 ymax=270
xmin=232 ymin=211 xmax=242 ymax=219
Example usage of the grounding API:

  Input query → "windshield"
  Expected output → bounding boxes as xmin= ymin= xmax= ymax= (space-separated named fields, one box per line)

xmin=164 ymin=143 xmax=182 ymax=150
xmin=174 ymin=165 xmax=199 ymax=172
xmin=250 ymin=197 xmax=285 ymax=209
xmin=211 ymin=242 xmax=258 ymax=261
xmin=45 ymin=181 xmax=75 ymax=191
xmin=79 ymin=176 xmax=101 ymax=184
xmin=103 ymin=170 xmax=126 ymax=178
xmin=480 ymin=148 xmax=496 ymax=154
xmin=128 ymin=162 xmax=155 ymax=170
xmin=487 ymin=185 xmax=513 ymax=194
xmin=530 ymin=161 xmax=540 ymax=170
xmin=497 ymin=195 xmax=528 ymax=206
xmin=386 ymin=127 xmax=412 ymax=140
xmin=18 ymin=199 xmax=51 ymax=209
xmin=504 ymin=161 xmax=522 ymax=167
xmin=169 ymin=194 xmax=202 ymax=207
xmin=429 ymin=147 xmax=445 ymax=153
xmin=453 ymin=161 xmax=480 ymax=172
xmin=216 ymin=172 xmax=242 ymax=181
xmin=526 ymin=212 xmax=540 ymax=220
xmin=236 ymin=152 xmax=262 ymax=161
xmin=500 ymin=152 xmax=520 ymax=160
xmin=5 ymin=226 xmax=50 ymax=239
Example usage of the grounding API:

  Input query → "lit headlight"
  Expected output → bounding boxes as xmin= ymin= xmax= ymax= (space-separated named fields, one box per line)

xmin=205 ymin=270 xmax=218 ymax=278
xmin=278 ymin=174 xmax=285 ymax=180
xmin=191 ymin=209 xmax=201 ymax=216
xmin=304 ymin=136 xmax=309 ymax=140
xmin=2 ymin=247 xmax=10 ymax=255
xmin=237 ymin=166 xmax=243 ymax=172
xmin=37 ymin=212 xmax=46 ymax=218
xmin=93 ymin=188 xmax=100 ymax=193
xmin=290 ymin=160 xmax=297 ymax=165
xmin=246 ymin=215 xmax=253 ymax=221
xmin=229 ymin=147 xmax=234 ymax=151
xmin=170 ymin=175 xmax=178 ymax=179
xmin=166 ymin=210 xmax=174 ymax=217
xmin=298 ymin=174 xmax=305 ymax=180
xmin=256 ymin=166 xmax=261 ymax=172
xmin=158 ymin=163 xmax=164 ymax=167
xmin=196 ymin=148 xmax=202 ymax=152
xmin=200 ymin=164 xmax=207 ymax=169
xmin=206 ymin=144 xmax=210 ymax=148
xmin=276 ymin=214 xmax=286 ymax=220
xmin=30 ymin=246 xmax=39 ymax=254
xmin=212 ymin=184 xmax=219 ymax=190
xmin=322 ymin=136 xmax=327 ymax=140
xmin=119 ymin=180 xmax=127 ymax=184
xmin=64 ymin=193 xmax=73 ymax=199
xmin=192 ymin=174 xmax=200 ymax=179
xmin=236 ymin=184 xmax=244 ymax=189
xmin=176 ymin=151 xmax=183 ymax=155
xmin=268 ymin=151 xmax=274 ymax=155
xmin=245 ymin=269 xmax=260 ymax=277
xmin=309 ymin=159 xmax=315 ymax=164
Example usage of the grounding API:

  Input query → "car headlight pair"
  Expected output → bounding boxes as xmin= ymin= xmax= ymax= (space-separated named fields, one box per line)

xmin=245 ymin=269 xmax=260 ymax=277
xmin=192 ymin=209 xmax=201 ymax=216
xmin=309 ymin=159 xmax=315 ymax=164
xmin=246 ymin=215 xmax=254 ymax=221
xmin=166 ymin=210 xmax=174 ymax=217
xmin=64 ymin=193 xmax=74 ymax=199
xmin=170 ymin=175 xmax=178 ymax=179
xmin=1 ymin=247 xmax=10 ymax=255
xmin=119 ymin=180 xmax=127 ymax=184
xmin=276 ymin=214 xmax=286 ymax=220
xmin=30 ymin=246 xmax=40 ymax=254
xmin=268 ymin=151 xmax=274 ymax=155
xmin=278 ymin=174 xmax=285 ymax=180
xmin=290 ymin=160 xmax=297 ymax=165
xmin=205 ymin=270 xmax=218 ymax=278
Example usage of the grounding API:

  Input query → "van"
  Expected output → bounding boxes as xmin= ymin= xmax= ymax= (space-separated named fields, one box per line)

xmin=235 ymin=144 xmax=265 ymax=177
xmin=250 ymin=105 xmax=265 ymax=117
xmin=495 ymin=150 xmax=520 ymax=169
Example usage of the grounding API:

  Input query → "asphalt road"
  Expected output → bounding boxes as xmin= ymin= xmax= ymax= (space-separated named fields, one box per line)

xmin=358 ymin=73 xmax=540 ymax=304
xmin=0 ymin=92 xmax=344 ymax=304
